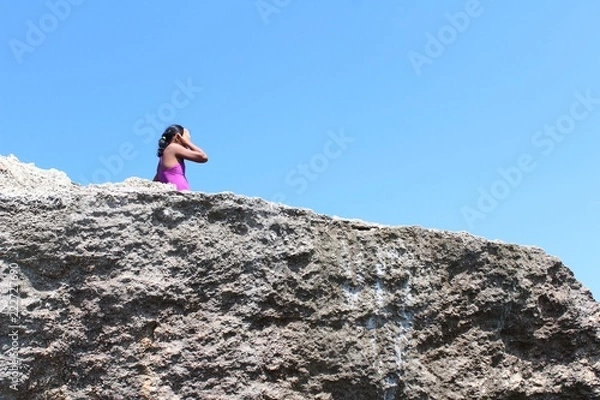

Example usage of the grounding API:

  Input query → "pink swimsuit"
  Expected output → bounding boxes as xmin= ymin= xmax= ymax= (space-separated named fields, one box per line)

xmin=157 ymin=160 xmax=190 ymax=191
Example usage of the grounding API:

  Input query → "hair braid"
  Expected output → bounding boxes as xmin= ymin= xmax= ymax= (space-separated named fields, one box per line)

xmin=157 ymin=124 xmax=184 ymax=157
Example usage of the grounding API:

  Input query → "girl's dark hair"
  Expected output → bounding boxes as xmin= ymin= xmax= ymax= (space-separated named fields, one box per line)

xmin=157 ymin=124 xmax=184 ymax=157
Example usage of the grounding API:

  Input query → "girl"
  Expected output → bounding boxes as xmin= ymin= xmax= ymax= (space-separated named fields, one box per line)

xmin=153 ymin=124 xmax=208 ymax=191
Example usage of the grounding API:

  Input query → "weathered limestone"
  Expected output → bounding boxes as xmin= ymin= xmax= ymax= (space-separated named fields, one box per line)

xmin=0 ymin=155 xmax=598 ymax=399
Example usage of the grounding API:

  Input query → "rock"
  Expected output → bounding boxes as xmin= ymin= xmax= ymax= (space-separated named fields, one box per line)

xmin=0 ymin=154 xmax=598 ymax=400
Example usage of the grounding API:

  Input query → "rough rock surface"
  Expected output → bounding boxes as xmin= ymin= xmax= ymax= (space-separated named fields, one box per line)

xmin=0 ymin=154 xmax=598 ymax=400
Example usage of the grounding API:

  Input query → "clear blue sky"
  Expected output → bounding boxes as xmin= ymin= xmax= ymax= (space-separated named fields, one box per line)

xmin=2 ymin=1 xmax=599 ymax=299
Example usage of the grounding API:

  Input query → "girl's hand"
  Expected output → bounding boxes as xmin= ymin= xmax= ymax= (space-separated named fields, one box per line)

xmin=177 ymin=134 xmax=191 ymax=148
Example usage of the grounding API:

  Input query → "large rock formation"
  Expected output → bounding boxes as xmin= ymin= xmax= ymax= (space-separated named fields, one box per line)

xmin=0 ymin=154 xmax=598 ymax=400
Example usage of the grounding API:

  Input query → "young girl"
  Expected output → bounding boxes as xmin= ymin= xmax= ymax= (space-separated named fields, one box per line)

xmin=153 ymin=124 xmax=208 ymax=191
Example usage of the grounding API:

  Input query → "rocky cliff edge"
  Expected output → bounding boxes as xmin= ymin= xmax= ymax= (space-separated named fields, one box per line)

xmin=0 ymin=155 xmax=599 ymax=400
